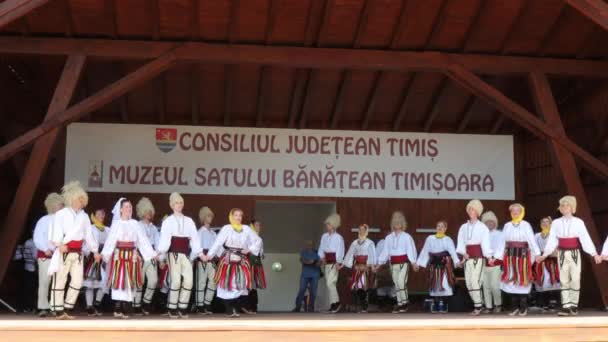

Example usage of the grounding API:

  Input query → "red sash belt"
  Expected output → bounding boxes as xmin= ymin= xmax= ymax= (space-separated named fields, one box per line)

xmin=325 ymin=252 xmax=337 ymax=264
xmin=486 ymin=259 xmax=503 ymax=267
xmin=117 ymin=241 xmax=136 ymax=250
xmin=558 ymin=237 xmax=580 ymax=250
xmin=37 ymin=250 xmax=47 ymax=259
xmin=466 ymin=244 xmax=483 ymax=258
xmin=169 ymin=236 xmax=190 ymax=254
xmin=506 ymin=241 xmax=529 ymax=248
xmin=66 ymin=240 xmax=83 ymax=253
xmin=390 ymin=255 xmax=409 ymax=264
xmin=354 ymin=255 xmax=368 ymax=265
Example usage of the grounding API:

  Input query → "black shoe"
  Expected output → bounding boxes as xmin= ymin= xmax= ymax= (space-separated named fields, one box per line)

xmin=292 ymin=306 xmax=301 ymax=313
xmin=202 ymin=305 xmax=213 ymax=315
xmin=557 ymin=308 xmax=571 ymax=316
xmin=329 ymin=303 xmax=341 ymax=313
xmin=86 ymin=306 xmax=96 ymax=317
xmin=306 ymin=305 xmax=314 ymax=313
xmin=168 ymin=310 xmax=180 ymax=318
xmin=141 ymin=303 xmax=151 ymax=316
xmin=38 ymin=310 xmax=49 ymax=318
xmin=569 ymin=307 xmax=578 ymax=316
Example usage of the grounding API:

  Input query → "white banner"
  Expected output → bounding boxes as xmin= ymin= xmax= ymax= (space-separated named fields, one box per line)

xmin=65 ymin=123 xmax=514 ymax=200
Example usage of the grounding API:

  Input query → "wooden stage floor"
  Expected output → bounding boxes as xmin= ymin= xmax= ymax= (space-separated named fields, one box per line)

xmin=2 ymin=312 xmax=608 ymax=342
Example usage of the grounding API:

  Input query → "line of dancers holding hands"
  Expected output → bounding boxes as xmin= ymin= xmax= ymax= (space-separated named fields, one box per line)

xmin=30 ymin=180 xmax=608 ymax=319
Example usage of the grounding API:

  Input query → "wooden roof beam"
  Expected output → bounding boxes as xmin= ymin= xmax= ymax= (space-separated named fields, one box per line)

xmin=0 ymin=0 xmax=49 ymax=28
xmin=255 ymin=0 xmax=279 ymax=128
xmin=444 ymin=61 xmax=608 ymax=180
xmin=455 ymin=95 xmax=477 ymax=133
xmin=0 ymin=54 xmax=85 ymax=285
xmin=360 ymin=72 xmax=381 ymax=131
xmin=422 ymin=78 xmax=448 ymax=132
xmin=0 ymin=46 xmax=181 ymax=163
xmin=565 ymin=0 xmax=608 ymax=31
xmin=392 ymin=75 xmax=416 ymax=131
xmin=3 ymin=37 xmax=608 ymax=77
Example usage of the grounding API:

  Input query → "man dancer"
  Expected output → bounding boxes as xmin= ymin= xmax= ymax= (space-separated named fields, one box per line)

xmin=318 ymin=213 xmax=345 ymax=314
xmin=193 ymin=206 xmax=218 ymax=315
xmin=133 ymin=197 xmax=160 ymax=315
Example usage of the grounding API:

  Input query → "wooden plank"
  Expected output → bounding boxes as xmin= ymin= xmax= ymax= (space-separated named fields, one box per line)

xmin=2 ymin=37 xmax=608 ymax=77
xmin=528 ymin=71 xmax=608 ymax=307
xmin=0 ymin=55 xmax=85 ymax=285
xmin=0 ymin=47 xmax=181 ymax=163
xmin=444 ymin=61 xmax=608 ymax=180
xmin=423 ymin=78 xmax=448 ymax=132
xmin=190 ymin=66 xmax=200 ymax=125
xmin=392 ymin=74 xmax=416 ymax=131
xmin=287 ymin=69 xmax=309 ymax=128
xmin=0 ymin=0 xmax=49 ymax=28
xmin=566 ymin=0 xmax=608 ymax=31
xmin=456 ymin=95 xmax=477 ymax=133
xmin=360 ymin=72 xmax=381 ymax=130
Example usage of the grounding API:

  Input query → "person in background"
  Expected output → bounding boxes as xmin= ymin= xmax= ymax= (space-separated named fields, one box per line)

xmin=534 ymin=216 xmax=560 ymax=312
xmin=416 ymin=220 xmax=459 ymax=314
xmin=133 ymin=197 xmax=160 ymax=315
xmin=481 ymin=210 xmax=504 ymax=314
xmin=193 ymin=206 xmax=219 ymax=315
xmin=318 ymin=213 xmax=345 ymax=314
xmin=33 ymin=192 xmax=64 ymax=317
xmin=13 ymin=233 xmax=37 ymax=313
xmin=293 ymin=240 xmax=321 ymax=313
xmin=374 ymin=234 xmax=396 ymax=312
xmin=246 ymin=219 xmax=266 ymax=314
xmin=84 ymin=208 xmax=110 ymax=316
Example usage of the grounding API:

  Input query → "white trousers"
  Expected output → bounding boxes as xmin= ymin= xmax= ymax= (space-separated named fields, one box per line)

xmin=167 ymin=253 xmax=193 ymax=310
xmin=134 ymin=260 xmax=158 ymax=307
xmin=324 ymin=264 xmax=340 ymax=304
xmin=558 ymin=249 xmax=581 ymax=309
xmin=51 ymin=252 xmax=83 ymax=311
xmin=195 ymin=261 xmax=217 ymax=307
xmin=390 ymin=263 xmax=409 ymax=305
xmin=464 ymin=258 xmax=484 ymax=308
xmin=482 ymin=265 xmax=502 ymax=309
xmin=37 ymin=259 xmax=51 ymax=310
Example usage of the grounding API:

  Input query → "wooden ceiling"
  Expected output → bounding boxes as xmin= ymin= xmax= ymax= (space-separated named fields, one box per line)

xmin=1 ymin=0 xmax=607 ymax=135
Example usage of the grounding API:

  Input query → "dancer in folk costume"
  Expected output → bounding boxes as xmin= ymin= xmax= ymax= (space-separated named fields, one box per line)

xmin=374 ymin=235 xmax=396 ymax=311
xmin=456 ymin=200 xmax=493 ymax=315
xmin=377 ymin=211 xmax=418 ymax=313
xmin=343 ymin=224 xmax=376 ymax=313
xmin=481 ymin=211 xmax=504 ymax=313
xmin=203 ymin=208 xmax=262 ymax=318
xmin=246 ymin=219 xmax=266 ymax=314
xmin=537 ymin=196 xmax=602 ymax=316
xmin=157 ymin=192 xmax=201 ymax=318
xmin=534 ymin=216 xmax=560 ymax=312
xmin=83 ymin=208 xmax=111 ymax=316
xmin=416 ymin=220 xmax=459 ymax=314
xmin=318 ymin=213 xmax=345 ymax=314
xmin=193 ymin=206 xmax=219 ymax=315
xmin=493 ymin=203 xmax=540 ymax=316
xmin=48 ymin=181 xmax=100 ymax=320
xmin=133 ymin=197 xmax=160 ymax=315
xmin=33 ymin=192 xmax=64 ymax=317
xmin=101 ymin=198 xmax=157 ymax=319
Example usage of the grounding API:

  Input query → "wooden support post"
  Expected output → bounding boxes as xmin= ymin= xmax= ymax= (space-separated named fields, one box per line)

xmin=0 ymin=46 xmax=181 ymax=163
xmin=528 ymin=71 xmax=608 ymax=307
xmin=444 ymin=62 xmax=608 ymax=180
xmin=0 ymin=55 xmax=85 ymax=284
xmin=0 ymin=0 xmax=49 ymax=28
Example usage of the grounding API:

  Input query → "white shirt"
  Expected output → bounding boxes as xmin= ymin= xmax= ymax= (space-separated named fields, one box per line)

xmin=33 ymin=214 xmax=55 ymax=253
xmin=489 ymin=229 xmax=504 ymax=258
xmin=343 ymin=238 xmax=376 ymax=268
xmin=376 ymin=239 xmax=386 ymax=261
xmin=416 ymin=235 xmax=460 ymax=267
xmin=84 ymin=225 xmax=110 ymax=254
xmin=101 ymin=218 xmax=157 ymax=262
xmin=456 ymin=220 xmax=492 ymax=257
xmin=318 ymin=232 xmax=345 ymax=263
xmin=14 ymin=239 xmax=37 ymax=272
xmin=138 ymin=221 xmax=159 ymax=249
xmin=193 ymin=225 xmax=222 ymax=261
xmin=50 ymin=207 xmax=98 ymax=252
xmin=494 ymin=221 xmax=540 ymax=260
xmin=543 ymin=216 xmax=597 ymax=257
xmin=378 ymin=231 xmax=417 ymax=264
xmin=207 ymin=225 xmax=262 ymax=258
xmin=535 ymin=233 xmax=557 ymax=257
xmin=158 ymin=214 xmax=201 ymax=256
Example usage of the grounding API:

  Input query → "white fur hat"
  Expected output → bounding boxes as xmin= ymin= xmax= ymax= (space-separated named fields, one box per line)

xmin=136 ymin=197 xmax=155 ymax=219
xmin=44 ymin=192 xmax=63 ymax=214
xmin=466 ymin=199 xmax=483 ymax=217
xmin=324 ymin=213 xmax=341 ymax=229
xmin=559 ymin=195 xmax=577 ymax=214
xmin=199 ymin=206 xmax=214 ymax=222
xmin=169 ymin=192 xmax=184 ymax=209
xmin=481 ymin=210 xmax=498 ymax=226
xmin=61 ymin=181 xmax=88 ymax=207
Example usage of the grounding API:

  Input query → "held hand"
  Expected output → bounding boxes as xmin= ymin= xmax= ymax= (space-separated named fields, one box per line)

xmin=594 ymin=255 xmax=603 ymax=264
xmin=462 ymin=253 xmax=469 ymax=260
xmin=45 ymin=250 xmax=53 ymax=257
xmin=94 ymin=253 xmax=101 ymax=263
xmin=153 ymin=254 xmax=160 ymax=262
xmin=242 ymin=248 xmax=250 ymax=255
xmin=337 ymin=264 xmax=344 ymax=271
xmin=412 ymin=264 xmax=420 ymax=272
xmin=487 ymin=257 xmax=495 ymax=266
xmin=535 ymin=255 xmax=545 ymax=264
xmin=199 ymin=253 xmax=208 ymax=262
xmin=59 ymin=245 xmax=68 ymax=253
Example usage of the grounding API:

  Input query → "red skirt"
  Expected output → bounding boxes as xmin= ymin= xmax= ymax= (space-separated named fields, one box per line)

xmin=501 ymin=242 xmax=533 ymax=286
xmin=349 ymin=257 xmax=373 ymax=290
xmin=107 ymin=247 xmax=143 ymax=290
xmin=428 ymin=251 xmax=455 ymax=293
xmin=214 ymin=252 xmax=253 ymax=291
xmin=534 ymin=256 xmax=560 ymax=287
